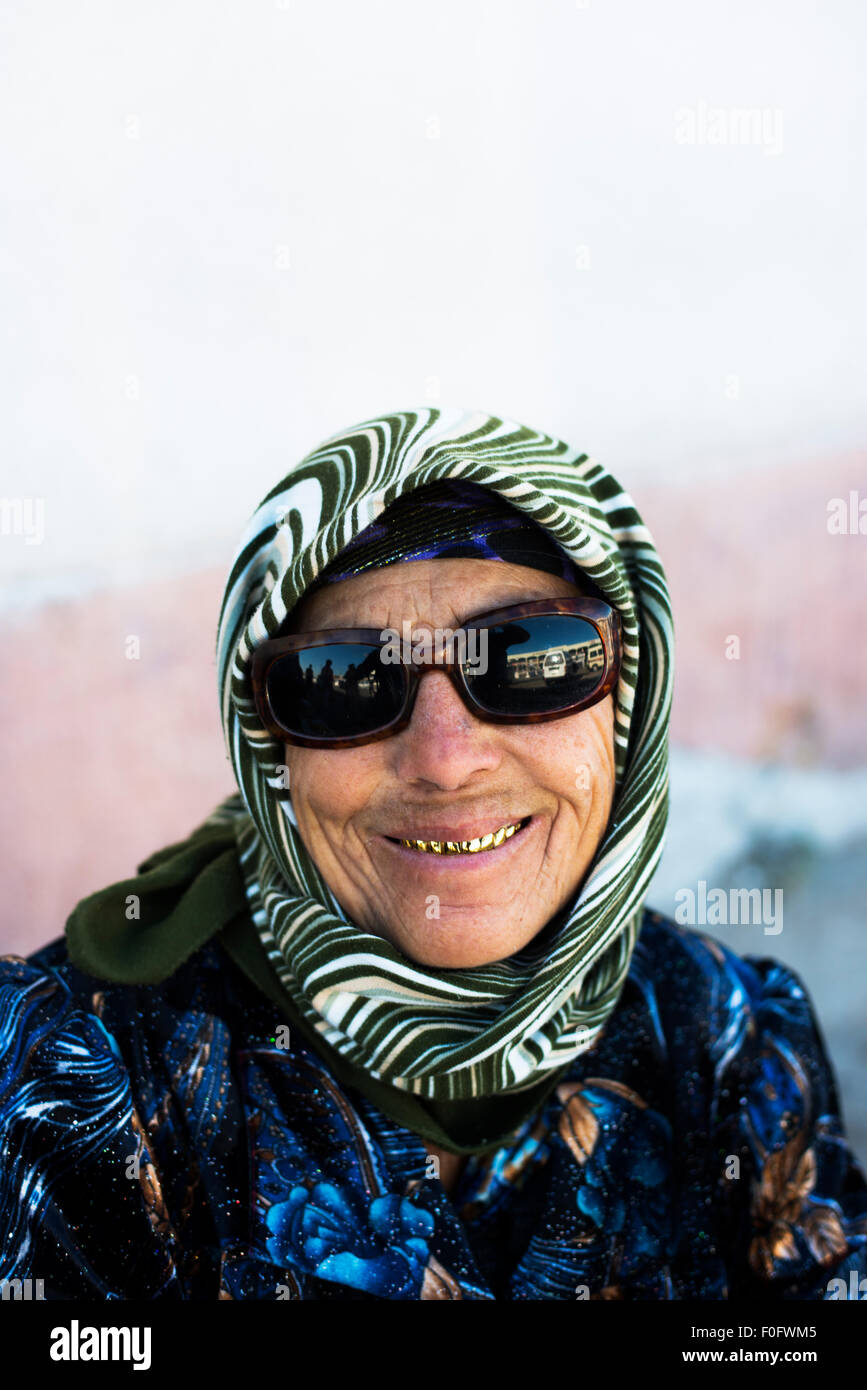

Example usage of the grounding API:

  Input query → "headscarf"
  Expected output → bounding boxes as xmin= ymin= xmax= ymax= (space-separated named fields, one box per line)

xmin=215 ymin=407 xmax=674 ymax=1104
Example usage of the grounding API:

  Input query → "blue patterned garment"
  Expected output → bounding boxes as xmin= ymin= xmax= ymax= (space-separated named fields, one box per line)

xmin=1 ymin=911 xmax=865 ymax=1301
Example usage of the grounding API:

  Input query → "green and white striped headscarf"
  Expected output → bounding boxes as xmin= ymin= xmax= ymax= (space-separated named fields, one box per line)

xmin=216 ymin=407 xmax=673 ymax=1101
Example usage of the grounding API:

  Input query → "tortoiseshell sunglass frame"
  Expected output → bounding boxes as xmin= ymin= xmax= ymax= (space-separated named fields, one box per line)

xmin=250 ymin=597 xmax=622 ymax=749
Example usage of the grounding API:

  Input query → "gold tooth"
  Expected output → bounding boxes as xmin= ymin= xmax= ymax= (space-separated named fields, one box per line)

xmin=400 ymin=821 xmax=524 ymax=854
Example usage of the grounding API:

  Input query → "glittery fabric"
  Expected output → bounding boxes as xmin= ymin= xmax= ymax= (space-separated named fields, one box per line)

xmin=2 ymin=912 xmax=865 ymax=1300
xmin=306 ymin=478 xmax=587 ymax=593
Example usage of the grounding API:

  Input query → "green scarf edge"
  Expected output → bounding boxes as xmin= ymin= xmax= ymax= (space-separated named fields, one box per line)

xmin=63 ymin=818 xmax=568 ymax=1155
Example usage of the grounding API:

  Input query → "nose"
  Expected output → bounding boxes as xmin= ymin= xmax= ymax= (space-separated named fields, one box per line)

xmin=389 ymin=668 xmax=502 ymax=789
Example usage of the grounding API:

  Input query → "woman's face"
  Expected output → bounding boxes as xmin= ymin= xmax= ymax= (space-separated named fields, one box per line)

xmin=282 ymin=558 xmax=616 ymax=969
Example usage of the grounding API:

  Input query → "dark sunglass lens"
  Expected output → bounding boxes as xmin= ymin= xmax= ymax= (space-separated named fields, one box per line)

xmin=462 ymin=616 xmax=608 ymax=714
xmin=265 ymin=644 xmax=406 ymax=739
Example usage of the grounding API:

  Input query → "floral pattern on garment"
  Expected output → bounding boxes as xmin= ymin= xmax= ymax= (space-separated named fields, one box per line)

xmin=1 ymin=912 xmax=866 ymax=1301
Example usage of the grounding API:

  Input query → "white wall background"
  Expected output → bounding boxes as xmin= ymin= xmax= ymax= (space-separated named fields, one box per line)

xmin=2 ymin=0 xmax=865 ymax=608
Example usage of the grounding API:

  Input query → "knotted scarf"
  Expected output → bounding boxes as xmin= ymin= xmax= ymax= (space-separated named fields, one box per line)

xmin=215 ymin=407 xmax=674 ymax=1105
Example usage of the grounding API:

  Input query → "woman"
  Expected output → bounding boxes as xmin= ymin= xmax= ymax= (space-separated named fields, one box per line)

xmin=1 ymin=406 xmax=865 ymax=1300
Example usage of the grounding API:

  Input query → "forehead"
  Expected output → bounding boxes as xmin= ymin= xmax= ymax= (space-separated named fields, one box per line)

xmin=286 ymin=558 xmax=587 ymax=631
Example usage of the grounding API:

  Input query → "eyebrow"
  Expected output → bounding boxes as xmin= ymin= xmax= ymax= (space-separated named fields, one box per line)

xmin=287 ymin=594 xmax=584 ymax=635
xmin=283 ymin=579 xmax=591 ymax=635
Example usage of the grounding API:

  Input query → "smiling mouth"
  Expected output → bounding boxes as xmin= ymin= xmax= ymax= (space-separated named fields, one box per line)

xmin=387 ymin=817 xmax=531 ymax=856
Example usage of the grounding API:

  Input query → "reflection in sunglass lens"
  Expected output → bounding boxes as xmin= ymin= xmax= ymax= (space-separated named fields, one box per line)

xmin=462 ymin=616 xmax=607 ymax=714
xmin=265 ymin=643 xmax=406 ymax=738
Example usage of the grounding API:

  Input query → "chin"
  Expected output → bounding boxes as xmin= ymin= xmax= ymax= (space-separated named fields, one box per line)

xmin=384 ymin=914 xmax=543 ymax=970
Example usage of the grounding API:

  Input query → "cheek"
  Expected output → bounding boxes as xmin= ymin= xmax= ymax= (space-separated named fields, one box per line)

xmin=537 ymin=699 xmax=616 ymax=798
xmin=285 ymin=746 xmax=374 ymax=826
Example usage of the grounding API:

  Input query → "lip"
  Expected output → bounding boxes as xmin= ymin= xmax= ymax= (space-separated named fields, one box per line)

xmin=378 ymin=815 xmax=536 ymax=870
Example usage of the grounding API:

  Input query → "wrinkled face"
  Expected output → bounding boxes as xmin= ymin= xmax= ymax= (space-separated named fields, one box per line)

xmin=281 ymin=558 xmax=616 ymax=969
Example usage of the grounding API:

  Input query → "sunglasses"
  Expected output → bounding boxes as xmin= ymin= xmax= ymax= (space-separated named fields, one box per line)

xmin=251 ymin=597 xmax=621 ymax=749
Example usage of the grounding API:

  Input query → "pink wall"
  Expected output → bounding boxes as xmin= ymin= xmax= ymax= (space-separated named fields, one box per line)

xmin=641 ymin=453 xmax=866 ymax=766
xmin=1 ymin=452 xmax=864 ymax=957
